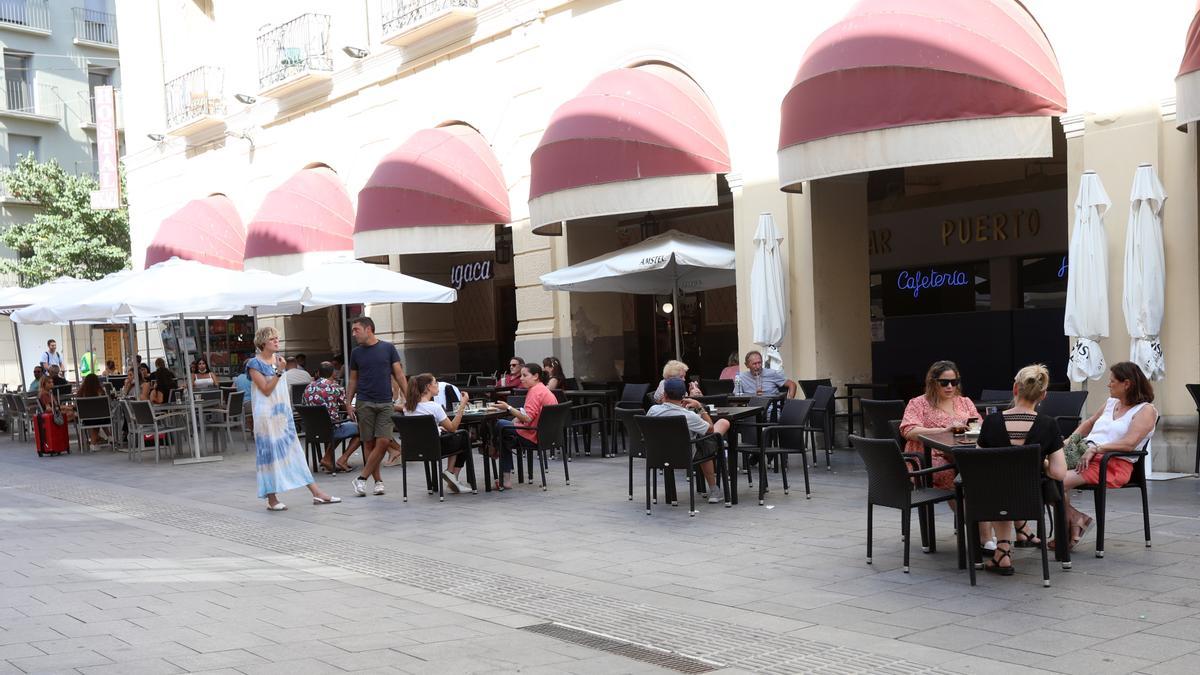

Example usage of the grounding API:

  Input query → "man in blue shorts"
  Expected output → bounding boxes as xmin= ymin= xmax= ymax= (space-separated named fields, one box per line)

xmin=345 ymin=317 xmax=407 ymax=497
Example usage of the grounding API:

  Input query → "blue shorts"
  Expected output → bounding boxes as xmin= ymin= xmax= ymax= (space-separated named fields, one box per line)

xmin=332 ymin=421 xmax=359 ymax=442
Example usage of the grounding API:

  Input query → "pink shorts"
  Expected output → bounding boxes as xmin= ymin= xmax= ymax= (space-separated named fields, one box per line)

xmin=1076 ymin=458 xmax=1133 ymax=488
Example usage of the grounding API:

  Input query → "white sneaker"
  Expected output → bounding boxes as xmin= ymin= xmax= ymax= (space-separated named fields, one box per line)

xmin=454 ymin=476 xmax=473 ymax=493
xmin=441 ymin=470 xmax=461 ymax=494
xmin=707 ymin=486 xmax=723 ymax=504
xmin=373 ymin=481 xmax=385 ymax=496
xmin=352 ymin=477 xmax=366 ymax=497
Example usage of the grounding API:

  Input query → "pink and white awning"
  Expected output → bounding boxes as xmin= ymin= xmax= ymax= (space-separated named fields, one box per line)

xmin=529 ymin=64 xmax=730 ymax=235
xmin=243 ymin=166 xmax=354 ymax=274
xmin=144 ymin=194 xmax=245 ymax=270
xmin=1176 ymin=3 xmax=1200 ymax=127
xmin=355 ymin=123 xmax=510 ymax=256
xmin=778 ymin=0 xmax=1067 ymax=191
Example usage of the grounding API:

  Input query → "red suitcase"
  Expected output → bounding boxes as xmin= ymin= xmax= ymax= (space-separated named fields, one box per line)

xmin=34 ymin=411 xmax=70 ymax=457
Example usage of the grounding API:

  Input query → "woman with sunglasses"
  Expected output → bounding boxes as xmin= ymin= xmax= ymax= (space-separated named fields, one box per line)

xmin=900 ymin=360 xmax=979 ymax=492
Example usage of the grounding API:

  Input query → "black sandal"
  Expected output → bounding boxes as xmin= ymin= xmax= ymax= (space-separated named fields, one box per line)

xmin=984 ymin=540 xmax=1015 ymax=576
xmin=1013 ymin=521 xmax=1041 ymax=548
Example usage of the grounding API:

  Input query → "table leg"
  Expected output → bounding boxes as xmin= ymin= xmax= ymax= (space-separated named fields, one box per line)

xmin=725 ymin=425 xmax=739 ymax=505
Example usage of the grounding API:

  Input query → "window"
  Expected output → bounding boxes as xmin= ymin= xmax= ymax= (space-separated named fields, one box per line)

xmin=8 ymin=133 xmax=39 ymax=164
xmin=3 ymin=50 xmax=30 ymax=112
xmin=1019 ymin=255 xmax=1068 ymax=308
xmin=87 ymin=67 xmax=112 ymax=123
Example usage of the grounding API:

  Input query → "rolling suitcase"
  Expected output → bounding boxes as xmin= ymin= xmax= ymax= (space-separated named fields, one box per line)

xmin=34 ymin=411 xmax=70 ymax=457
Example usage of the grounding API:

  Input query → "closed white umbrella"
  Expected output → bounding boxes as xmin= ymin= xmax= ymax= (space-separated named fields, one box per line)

xmin=1064 ymin=171 xmax=1111 ymax=382
xmin=751 ymin=213 xmax=786 ymax=370
xmin=540 ymin=229 xmax=736 ymax=358
xmin=1123 ymin=163 xmax=1167 ymax=381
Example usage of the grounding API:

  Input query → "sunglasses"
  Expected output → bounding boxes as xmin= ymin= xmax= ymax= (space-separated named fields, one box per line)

xmin=509 ymin=363 xmax=520 ymax=367
xmin=937 ymin=378 xmax=959 ymax=387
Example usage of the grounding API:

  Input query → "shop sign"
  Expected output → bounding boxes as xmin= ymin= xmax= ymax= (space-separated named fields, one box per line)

xmin=450 ymin=260 xmax=493 ymax=289
xmin=896 ymin=268 xmax=969 ymax=299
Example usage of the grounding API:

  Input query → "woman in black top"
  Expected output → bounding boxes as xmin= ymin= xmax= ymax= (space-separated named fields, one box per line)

xmin=975 ymin=364 xmax=1068 ymax=575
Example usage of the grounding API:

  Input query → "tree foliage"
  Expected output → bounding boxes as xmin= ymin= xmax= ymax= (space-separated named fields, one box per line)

xmin=1 ymin=154 xmax=130 ymax=287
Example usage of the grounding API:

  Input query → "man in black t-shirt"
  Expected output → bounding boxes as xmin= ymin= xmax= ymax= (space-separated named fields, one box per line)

xmin=346 ymin=316 xmax=407 ymax=497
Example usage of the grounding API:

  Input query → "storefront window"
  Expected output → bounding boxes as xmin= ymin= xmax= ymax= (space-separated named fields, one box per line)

xmin=877 ymin=261 xmax=988 ymax=317
xmin=1019 ymin=254 xmax=1068 ymax=308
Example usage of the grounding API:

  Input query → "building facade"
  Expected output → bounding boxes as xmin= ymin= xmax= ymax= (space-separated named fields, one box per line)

xmin=114 ymin=0 xmax=1199 ymax=470
xmin=0 ymin=0 xmax=121 ymax=386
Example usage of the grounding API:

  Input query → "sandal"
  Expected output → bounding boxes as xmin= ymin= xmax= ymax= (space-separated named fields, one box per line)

xmin=319 ymin=462 xmax=337 ymax=474
xmin=1013 ymin=521 xmax=1041 ymax=548
xmin=984 ymin=540 xmax=1015 ymax=576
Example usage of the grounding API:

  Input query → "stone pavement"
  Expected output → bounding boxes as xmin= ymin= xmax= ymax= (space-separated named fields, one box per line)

xmin=2 ymin=434 xmax=1200 ymax=674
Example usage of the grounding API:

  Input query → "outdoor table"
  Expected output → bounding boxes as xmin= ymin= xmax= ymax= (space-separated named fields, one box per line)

xmin=563 ymin=389 xmax=618 ymax=457
xmin=844 ymin=383 xmax=890 ymax=436
xmin=711 ymin=405 xmax=766 ymax=506
xmin=458 ymin=406 xmax=508 ymax=491
xmin=154 ymin=398 xmax=221 ymax=457
xmin=919 ymin=431 xmax=1070 ymax=566
xmin=460 ymin=385 xmax=498 ymax=401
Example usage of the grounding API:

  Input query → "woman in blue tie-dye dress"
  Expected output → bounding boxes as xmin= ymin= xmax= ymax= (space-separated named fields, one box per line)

xmin=247 ymin=326 xmax=340 ymax=510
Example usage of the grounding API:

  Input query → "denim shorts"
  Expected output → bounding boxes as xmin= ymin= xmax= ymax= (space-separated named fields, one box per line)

xmin=332 ymin=421 xmax=359 ymax=442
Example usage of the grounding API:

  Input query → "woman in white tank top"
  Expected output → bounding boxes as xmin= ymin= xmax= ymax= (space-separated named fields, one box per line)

xmin=1061 ymin=362 xmax=1157 ymax=550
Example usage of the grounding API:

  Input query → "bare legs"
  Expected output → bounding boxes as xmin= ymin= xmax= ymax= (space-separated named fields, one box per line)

xmin=358 ymin=437 xmax=388 ymax=483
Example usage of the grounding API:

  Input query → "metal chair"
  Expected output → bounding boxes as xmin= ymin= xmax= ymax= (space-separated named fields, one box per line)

xmin=124 ymin=400 xmax=189 ymax=463
xmin=952 ymin=444 xmax=1050 ymax=586
xmin=74 ymin=396 xmax=114 ymax=452
xmin=1038 ymin=390 xmax=1088 ymax=438
xmin=392 ymin=413 xmax=474 ymax=502
xmin=634 ymin=414 xmax=728 ymax=516
xmin=1076 ymin=420 xmax=1156 ymax=558
xmin=205 ymin=391 xmax=248 ymax=452
xmin=860 ymin=399 xmax=906 ymax=445
xmin=850 ymin=435 xmax=955 ymax=572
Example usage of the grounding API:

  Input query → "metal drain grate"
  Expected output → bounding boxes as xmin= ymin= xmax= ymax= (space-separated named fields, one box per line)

xmin=521 ymin=622 xmax=719 ymax=673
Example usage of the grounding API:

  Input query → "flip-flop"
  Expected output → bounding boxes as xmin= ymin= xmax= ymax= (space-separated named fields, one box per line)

xmin=312 ymin=496 xmax=342 ymax=505
xmin=266 ymin=503 xmax=287 ymax=511
xmin=382 ymin=453 xmax=402 ymax=468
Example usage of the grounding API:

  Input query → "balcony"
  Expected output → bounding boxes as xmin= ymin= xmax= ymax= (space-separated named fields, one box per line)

xmin=0 ymin=0 xmax=51 ymax=36
xmin=78 ymin=89 xmax=124 ymax=132
xmin=382 ymin=0 xmax=478 ymax=47
xmin=72 ymin=7 xmax=118 ymax=49
xmin=164 ymin=66 xmax=224 ymax=136
xmin=257 ymin=13 xmax=333 ymax=97
xmin=0 ymin=80 xmax=60 ymax=122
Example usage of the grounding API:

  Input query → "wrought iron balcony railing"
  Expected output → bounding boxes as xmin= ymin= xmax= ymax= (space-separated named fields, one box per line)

xmin=382 ymin=0 xmax=478 ymax=37
xmin=257 ymin=13 xmax=333 ymax=91
xmin=164 ymin=66 xmax=224 ymax=131
xmin=73 ymin=6 xmax=118 ymax=46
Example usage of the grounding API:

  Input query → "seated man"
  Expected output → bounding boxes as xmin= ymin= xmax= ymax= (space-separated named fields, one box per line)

xmin=491 ymin=362 xmax=555 ymax=489
xmin=284 ymin=356 xmax=313 ymax=386
xmin=647 ymin=377 xmax=730 ymax=504
xmin=732 ymin=350 xmax=797 ymax=398
xmin=304 ymin=362 xmax=362 ymax=473
xmin=47 ymin=364 xmax=69 ymax=387
xmin=28 ymin=366 xmax=44 ymax=392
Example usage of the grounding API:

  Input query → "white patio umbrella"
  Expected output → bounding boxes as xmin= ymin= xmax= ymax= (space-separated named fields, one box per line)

xmin=0 ymin=276 xmax=89 ymax=390
xmin=751 ymin=213 xmax=787 ymax=370
xmin=1064 ymin=171 xmax=1111 ymax=383
xmin=540 ymin=229 xmax=736 ymax=359
xmin=283 ymin=257 xmax=457 ymax=360
xmin=1123 ymin=163 xmax=1167 ymax=382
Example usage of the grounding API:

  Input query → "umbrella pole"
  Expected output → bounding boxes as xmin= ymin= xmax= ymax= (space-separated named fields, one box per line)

xmin=174 ymin=313 xmax=220 ymax=465
xmin=127 ymin=319 xmax=138 ymax=389
xmin=340 ymin=304 xmax=348 ymax=368
xmin=67 ymin=321 xmax=79 ymax=382
xmin=12 ymin=320 xmax=25 ymax=391
xmin=672 ymin=285 xmax=682 ymax=360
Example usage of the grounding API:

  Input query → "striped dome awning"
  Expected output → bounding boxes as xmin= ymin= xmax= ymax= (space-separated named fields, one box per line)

xmin=778 ymin=0 xmax=1067 ymax=191
xmin=528 ymin=63 xmax=730 ymax=235
xmin=1176 ymin=2 xmax=1200 ymax=127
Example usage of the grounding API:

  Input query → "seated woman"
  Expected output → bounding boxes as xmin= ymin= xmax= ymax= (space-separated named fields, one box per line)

xmin=192 ymin=357 xmax=219 ymax=389
xmin=1060 ymin=361 xmax=1157 ymax=550
xmin=652 ymin=359 xmax=703 ymax=404
xmin=147 ymin=367 xmax=175 ymax=405
xmin=128 ymin=363 xmax=154 ymax=400
xmin=75 ymin=374 xmax=111 ymax=447
xmin=975 ymin=364 xmax=1068 ymax=575
xmin=403 ymin=373 xmax=473 ymax=494
xmin=542 ymin=357 xmax=567 ymax=390
xmin=718 ymin=351 xmax=740 ymax=380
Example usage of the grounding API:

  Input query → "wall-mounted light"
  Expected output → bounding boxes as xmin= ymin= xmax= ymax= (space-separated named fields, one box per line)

xmin=146 ymin=133 xmax=165 ymax=142
xmin=224 ymin=130 xmax=255 ymax=150
xmin=661 ymin=302 xmax=674 ymax=315
xmin=234 ymin=93 xmax=256 ymax=105
xmin=343 ymin=46 xmax=369 ymax=59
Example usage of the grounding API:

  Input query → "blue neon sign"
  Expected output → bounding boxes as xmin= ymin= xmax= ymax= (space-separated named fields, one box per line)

xmin=896 ymin=268 xmax=970 ymax=299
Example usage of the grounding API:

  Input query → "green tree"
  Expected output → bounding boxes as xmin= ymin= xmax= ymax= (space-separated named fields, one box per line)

xmin=1 ymin=154 xmax=130 ymax=287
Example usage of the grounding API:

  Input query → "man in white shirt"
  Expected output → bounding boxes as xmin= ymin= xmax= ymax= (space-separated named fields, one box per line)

xmin=40 ymin=339 xmax=64 ymax=373
xmin=645 ymin=378 xmax=730 ymax=504
xmin=283 ymin=356 xmax=313 ymax=386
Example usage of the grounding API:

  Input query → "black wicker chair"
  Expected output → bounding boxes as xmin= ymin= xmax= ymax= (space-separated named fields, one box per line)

xmin=753 ymin=398 xmax=814 ymax=503
xmin=701 ymin=378 xmax=734 ymax=395
xmin=1038 ymin=390 xmax=1088 ymax=438
xmin=634 ymin=414 xmax=727 ymax=516
xmin=392 ymin=413 xmax=474 ymax=502
xmin=850 ymin=435 xmax=955 ymax=572
xmin=295 ymin=405 xmax=345 ymax=473
xmin=510 ymin=402 xmax=573 ymax=489
xmin=1188 ymin=384 xmax=1200 ymax=475
xmin=952 ymin=444 xmax=1050 ymax=586
xmin=807 ymin=385 xmax=836 ymax=470
xmin=860 ymin=399 xmax=906 ymax=445
xmin=1076 ymin=420 xmax=1156 ymax=558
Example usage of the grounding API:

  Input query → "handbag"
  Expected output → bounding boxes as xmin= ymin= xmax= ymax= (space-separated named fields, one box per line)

xmin=1063 ymin=433 xmax=1088 ymax=470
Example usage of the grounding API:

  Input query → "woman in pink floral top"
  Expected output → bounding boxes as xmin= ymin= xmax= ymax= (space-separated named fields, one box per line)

xmin=900 ymin=360 xmax=979 ymax=492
